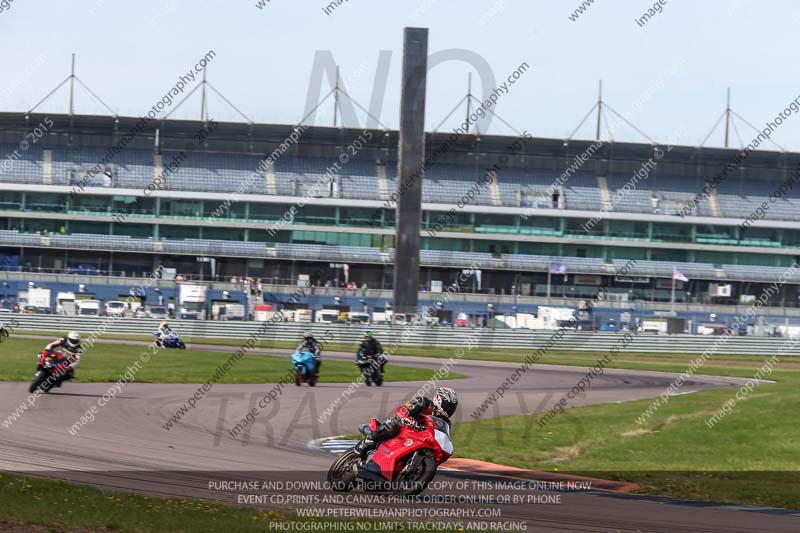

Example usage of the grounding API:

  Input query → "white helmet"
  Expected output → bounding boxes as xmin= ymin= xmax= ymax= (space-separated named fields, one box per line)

xmin=66 ymin=331 xmax=81 ymax=350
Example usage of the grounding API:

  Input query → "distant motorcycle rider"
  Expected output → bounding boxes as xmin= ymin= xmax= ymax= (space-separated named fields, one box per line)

xmin=157 ymin=320 xmax=174 ymax=345
xmin=354 ymin=387 xmax=458 ymax=457
xmin=356 ymin=331 xmax=385 ymax=371
xmin=43 ymin=331 xmax=83 ymax=382
xmin=297 ymin=331 xmax=322 ymax=376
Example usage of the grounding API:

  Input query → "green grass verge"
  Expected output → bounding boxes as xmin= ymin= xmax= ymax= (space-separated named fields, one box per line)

xmin=0 ymin=338 xmax=459 ymax=384
xmin=0 ymin=472 xmax=317 ymax=533
xmin=0 ymin=473 xmax=490 ymax=533
xmin=12 ymin=328 xmax=783 ymax=370
xmin=453 ymin=355 xmax=800 ymax=509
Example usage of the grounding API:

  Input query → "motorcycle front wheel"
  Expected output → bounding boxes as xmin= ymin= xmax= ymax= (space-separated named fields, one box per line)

xmin=393 ymin=450 xmax=437 ymax=496
xmin=328 ymin=449 xmax=360 ymax=492
xmin=28 ymin=371 xmax=48 ymax=394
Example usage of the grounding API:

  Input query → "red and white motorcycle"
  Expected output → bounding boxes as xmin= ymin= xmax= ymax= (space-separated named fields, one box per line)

xmin=327 ymin=415 xmax=453 ymax=496
xmin=29 ymin=350 xmax=74 ymax=393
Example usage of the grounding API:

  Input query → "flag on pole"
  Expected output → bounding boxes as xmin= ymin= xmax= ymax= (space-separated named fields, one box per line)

xmin=549 ymin=263 xmax=567 ymax=275
xmin=672 ymin=267 xmax=688 ymax=282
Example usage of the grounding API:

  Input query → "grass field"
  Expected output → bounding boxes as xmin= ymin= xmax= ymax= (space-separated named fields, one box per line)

xmin=452 ymin=357 xmax=800 ymax=509
xmin=0 ymin=337 xmax=458 ymax=384
xmin=0 ymin=472 xmax=318 ymax=533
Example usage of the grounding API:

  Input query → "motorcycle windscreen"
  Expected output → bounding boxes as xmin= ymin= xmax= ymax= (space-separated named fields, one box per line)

xmin=431 ymin=417 xmax=454 ymax=456
xmin=433 ymin=429 xmax=454 ymax=456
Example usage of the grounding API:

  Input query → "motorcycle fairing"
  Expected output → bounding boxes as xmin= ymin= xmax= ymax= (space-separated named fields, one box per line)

xmin=368 ymin=432 xmax=434 ymax=481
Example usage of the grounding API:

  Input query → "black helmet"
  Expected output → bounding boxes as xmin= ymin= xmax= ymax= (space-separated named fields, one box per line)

xmin=433 ymin=387 xmax=458 ymax=418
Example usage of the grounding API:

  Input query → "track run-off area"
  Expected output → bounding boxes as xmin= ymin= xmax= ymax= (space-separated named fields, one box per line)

xmin=1 ymin=337 xmax=798 ymax=531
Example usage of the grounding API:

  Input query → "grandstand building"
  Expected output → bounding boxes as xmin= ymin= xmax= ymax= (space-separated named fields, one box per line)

xmin=2 ymin=112 xmax=800 ymax=320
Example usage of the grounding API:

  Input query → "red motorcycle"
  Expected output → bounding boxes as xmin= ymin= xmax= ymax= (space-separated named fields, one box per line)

xmin=29 ymin=350 xmax=73 ymax=393
xmin=327 ymin=415 xmax=453 ymax=496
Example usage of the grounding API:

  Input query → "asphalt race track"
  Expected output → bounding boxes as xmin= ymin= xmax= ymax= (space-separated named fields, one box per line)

xmin=1 ymin=340 xmax=798 ymax=531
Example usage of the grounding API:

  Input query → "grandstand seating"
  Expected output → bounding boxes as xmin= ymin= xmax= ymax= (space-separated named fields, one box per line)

xmin=504 ymin=254 xmax=607 ymax=274
xmin=612 ymin=259 xmax=717 ymax=278
xmin=159 ymin=151 xmax=264 ymax=194
xmin=716 ymin=177 xmax=800 ymax=221
xmin=51 ymin=148 xmax=153 ymax=189
xmin=497 ymin=168 xmax=558 ymax=208
xmin=2 ymin=145 xmax=799 ymax=224
xmin=0 ymin=143 xmax=43 ymax=184
xmin=563 ymin=173 xmax=603 ymax=211
xmin=722 ymin=264 xmax=800 ymax=282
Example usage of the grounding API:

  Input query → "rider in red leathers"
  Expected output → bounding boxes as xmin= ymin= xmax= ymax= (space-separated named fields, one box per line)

xmin=354 ymin=387 xmax=458 ymax=457
xmin=43 ymin=331 xmax=83 ymax=382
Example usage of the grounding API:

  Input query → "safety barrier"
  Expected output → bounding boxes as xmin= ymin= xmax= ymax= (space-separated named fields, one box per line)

xmin=4 ymin=314 xmax=799 ymax=356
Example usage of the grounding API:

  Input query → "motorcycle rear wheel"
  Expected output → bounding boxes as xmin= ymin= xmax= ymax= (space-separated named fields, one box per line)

xmin=393 ymin=450 xmax=437 ymax=496
xmin=328 ymin=449 xmax=360 ymax=492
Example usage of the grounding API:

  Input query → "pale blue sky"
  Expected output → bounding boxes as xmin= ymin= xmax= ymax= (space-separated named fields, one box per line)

xmin=0 ymin=0 xmax=797 ymax=150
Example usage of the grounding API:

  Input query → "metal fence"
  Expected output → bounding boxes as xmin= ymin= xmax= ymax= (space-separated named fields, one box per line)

xmin=5 ymin=315 xmax=799 ymax=356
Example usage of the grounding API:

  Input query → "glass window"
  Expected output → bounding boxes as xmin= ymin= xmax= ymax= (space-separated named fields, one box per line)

xmin=652 ymin=222 xmax=691 ymax=242
xmin=161 ymin=199 xmax=202 ymax=218
xmin=160 ymin=225 xmax=201 ymax=239
xmin=0 ymin=191 xmax=22 ymax=209
xmin=26 ymin=193 xmax=64 ymax=212
xmin=114 ymin=223 xmax=153 ymax=238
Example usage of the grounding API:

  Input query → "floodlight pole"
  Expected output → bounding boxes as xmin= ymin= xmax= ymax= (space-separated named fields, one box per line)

xmin=465 ymin=72 xmax=472 ymax=132
xmin=68 ymin=54 xmax=76 ymax=116
xmin=724 ymin=87 xmax=731 ymax=148
xmin=333 ymin=66 xmax=340 ymax=127
xmin=595 ymin=80 xmax=603 ymax=141
xmin=200 ymin=68 xmax=207 ymax=121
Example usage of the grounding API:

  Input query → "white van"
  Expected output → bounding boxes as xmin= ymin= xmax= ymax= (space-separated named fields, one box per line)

xmin=346 ymin=311 xmax=370 ymax=323
xmin=56 ymin=292 xmax=76 ymax=315
xmin=77 ymin=300 xmax=102 ymax=317
xmin=315 ymin=309 xmax=340 ymax=323
xmin=105 ymin=301 xmax=127 ymax=317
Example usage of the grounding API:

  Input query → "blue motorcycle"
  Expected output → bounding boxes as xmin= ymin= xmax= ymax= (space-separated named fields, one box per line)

xmin=292 ymin=350 xmax=318 ymax=386
xmin=153 ymin=331 xmax=186 ymax=349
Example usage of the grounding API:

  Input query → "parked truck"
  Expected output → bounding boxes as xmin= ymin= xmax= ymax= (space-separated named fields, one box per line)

xmin=77 ymin=300 xmax=102 ymax=317
xmin=56 ymin=291 xmax=76 ymax=315
xmin=178 ymin=284 xmax=207 ymax=319
xmin=19 ymin=288 xmax=52 ymax=313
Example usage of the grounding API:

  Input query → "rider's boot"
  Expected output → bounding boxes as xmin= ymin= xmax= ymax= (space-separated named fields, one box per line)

xmin=354 ymin=419 xmax=399 ymax=458
xmin=353 ymin=438 xmax=375 ymax=458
